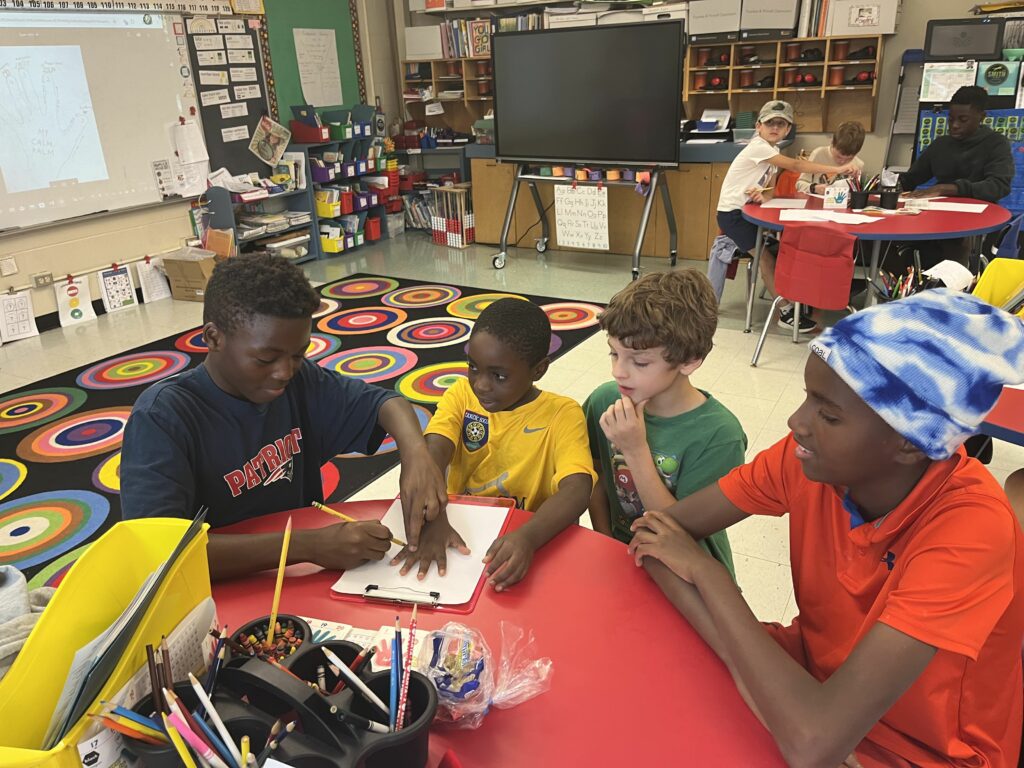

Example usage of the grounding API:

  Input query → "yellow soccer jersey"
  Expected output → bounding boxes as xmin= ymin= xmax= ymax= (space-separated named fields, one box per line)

xmin=425 ymin=378 xmax=596 ymax=512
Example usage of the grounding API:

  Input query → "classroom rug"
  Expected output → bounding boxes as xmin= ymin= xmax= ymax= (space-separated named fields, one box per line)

xmin=0 ymin=274 xmax=605 ymax=587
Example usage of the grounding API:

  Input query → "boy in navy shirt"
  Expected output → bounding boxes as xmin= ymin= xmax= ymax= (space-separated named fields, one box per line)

xmin=121 ymin=255 xmax=447 ymax=580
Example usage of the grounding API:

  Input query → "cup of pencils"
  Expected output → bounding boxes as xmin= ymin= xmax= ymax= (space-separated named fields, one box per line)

xmin=879 ymin=186 xmax=899 ymax=210
xmin=234 ymin=614 xmax=311 ymax=662
xmin=286 ymin=640 xmax=365 ymax=694
xmin=346 ymin=666 xmax=438 ymax=765
xmin=123 ymin=684 xmax=203 ymax=768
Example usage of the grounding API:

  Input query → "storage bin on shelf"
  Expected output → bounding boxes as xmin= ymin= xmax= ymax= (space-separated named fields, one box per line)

xmin=365 ymin=217 xmax=382 ymax=241
xmin=320 ymin=235 xmax=345 ymax=253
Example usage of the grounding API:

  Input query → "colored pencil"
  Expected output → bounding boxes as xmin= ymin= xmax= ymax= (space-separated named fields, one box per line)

xmin=100 ymin=703 xmax=164 ymax=735
xmin=389 ymin=631 xmax=400 ymax=731
xmin=396 ymin=605 xmax=419 ymax=730
xmin=160 ymin=638 xmax=173 ymax=690
xmin=322 ymin=647 xmax=390 ymax=717
xmin=240 ymin=735 xmax=250 ymax=767
xmin=187 ymin=672 xmax=245 ymax=768
xmin=267 ymin=516 xmax=293 ymax=647
xmin=264 ymin=719 xmax=282 ymax=750
xmin=336 ymin=708 xmax=389 ymax=734
xmin=145 ymin=645 xmax=162 ymax=714
xmin=167 ymin=712 xmax=229 ymax=768
xmin=161 ymin=713 xmax=199 ymax=768
xmin=192 ymin=712 xmax=238 ymax=768
xmin=89 ymin=714 xmax=166 ymax=745
xmin=101 ymin=713 xmax=167 ymax=742
xmin=312 ymin=500 xmax=406 ymax=547
xmin=255 ymin=721 xmax=295 ymax=765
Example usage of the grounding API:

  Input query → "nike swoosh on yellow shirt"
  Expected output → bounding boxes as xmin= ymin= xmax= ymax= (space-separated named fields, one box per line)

xmin=523 ymin=426 xmax=546 ymax=434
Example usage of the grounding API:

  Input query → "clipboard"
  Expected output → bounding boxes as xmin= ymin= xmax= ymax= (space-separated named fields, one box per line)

xmin=329 ymin=495 xmax=515 ymax=614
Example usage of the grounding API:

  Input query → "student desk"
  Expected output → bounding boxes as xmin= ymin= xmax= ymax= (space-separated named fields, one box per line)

xmin=740 ymin=198 xmax=1011 ymax=331
xmin=982 ymin=386 xmax=1024 ymax=447
xmin=213 ymin=502 xmax=785 ymax=767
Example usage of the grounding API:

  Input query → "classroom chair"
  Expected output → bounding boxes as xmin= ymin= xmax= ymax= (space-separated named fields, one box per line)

xmin=751 ymin=224 xmax=857 ymax=367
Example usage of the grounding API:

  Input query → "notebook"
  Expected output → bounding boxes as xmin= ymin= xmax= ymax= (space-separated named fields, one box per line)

xmin=329 ymin=496 xmax=514 ymax=613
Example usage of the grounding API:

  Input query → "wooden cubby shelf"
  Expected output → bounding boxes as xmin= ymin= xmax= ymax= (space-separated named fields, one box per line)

xmin=684 ymin=34 xmax=883 ymax=133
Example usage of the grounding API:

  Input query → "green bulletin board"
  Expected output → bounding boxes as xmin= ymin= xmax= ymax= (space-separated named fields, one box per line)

xmin=264 ymin=0 xmax=365 ymax=115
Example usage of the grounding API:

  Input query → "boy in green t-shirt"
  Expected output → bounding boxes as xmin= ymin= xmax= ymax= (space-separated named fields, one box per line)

xmin=584 ymin=270 xmax=744 ymax=575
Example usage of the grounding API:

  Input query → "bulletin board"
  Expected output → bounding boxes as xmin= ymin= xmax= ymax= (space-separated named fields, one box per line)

xmin=185 ymin=15 xmax=272 ymax=176
xmin=263 ymin=0 xmax=366 ymax=117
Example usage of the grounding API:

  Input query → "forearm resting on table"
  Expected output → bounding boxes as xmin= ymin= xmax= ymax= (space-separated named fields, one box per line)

xmin=690 ymin=558 xmax=935 ymax=768
xmin=518 ymin=473 xmax=593 ymax=549
xmin=588 ymin=477 xmax=614 ymax=535
xmin=207 ymin=528 xmax=322 ymax=581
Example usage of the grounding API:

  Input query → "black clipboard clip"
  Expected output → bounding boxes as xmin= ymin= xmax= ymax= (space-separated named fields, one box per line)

xmin=363 ymin=585 xmax=440 ymax=608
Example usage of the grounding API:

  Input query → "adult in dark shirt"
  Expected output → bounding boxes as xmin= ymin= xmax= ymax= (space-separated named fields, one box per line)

xmin=121 ymin=255 xmax=448 ymax=581
xmin=899 ymin=86 xmax=1014 ymax=267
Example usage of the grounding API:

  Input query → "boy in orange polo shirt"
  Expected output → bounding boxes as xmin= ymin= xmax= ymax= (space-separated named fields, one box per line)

xmin=627 ymin=290 xmax=1024 ymax=768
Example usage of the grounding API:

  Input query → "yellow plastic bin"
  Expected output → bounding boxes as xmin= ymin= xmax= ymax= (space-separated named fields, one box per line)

xmin=973 ymin=258 xmax=1024 ymax=318
xmin=321 ymin=235 xmax=345 ymax=254
xmin=0 ymin=518 xmax=210 ymax=767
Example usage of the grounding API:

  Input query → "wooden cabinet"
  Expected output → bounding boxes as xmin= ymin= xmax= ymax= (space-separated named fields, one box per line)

xmin=472 ymin=159 xmax=733 ymax=260
xmin=470 ymin=158 xmax=517 ymax=245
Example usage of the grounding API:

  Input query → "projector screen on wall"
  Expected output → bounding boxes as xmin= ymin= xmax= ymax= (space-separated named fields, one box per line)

xmin=493 ymin=21 xmax=684 ymax=166
xmin=0 ymin=12 xmax=200 ymax=231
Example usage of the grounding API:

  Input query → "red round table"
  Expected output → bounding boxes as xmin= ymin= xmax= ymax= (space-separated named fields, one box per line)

xmin=740 ymin=197 xmax=1011 ymax=331
xmin=213 ymin=502 xmax=786 ymax=767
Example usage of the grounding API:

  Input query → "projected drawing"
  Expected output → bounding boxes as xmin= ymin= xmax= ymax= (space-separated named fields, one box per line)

xmin=0 ymin=46 xmax=108 ymax=194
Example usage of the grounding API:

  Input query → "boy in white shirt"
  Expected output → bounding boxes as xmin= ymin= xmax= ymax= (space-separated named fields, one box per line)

xmin=711 ymin=101 xmax=857 ymax=332
xmin=796 ymin=121 xmax=866 ymax=195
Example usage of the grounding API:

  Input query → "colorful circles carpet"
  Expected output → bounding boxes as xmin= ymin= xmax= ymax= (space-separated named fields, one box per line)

xmin=0 ymin=275 xmax=603 ymax=587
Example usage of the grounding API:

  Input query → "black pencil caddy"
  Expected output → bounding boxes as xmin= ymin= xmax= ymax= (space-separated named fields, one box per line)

xmin=849 ymin=190 xmax=869 ymax=210
xmin=879 ymin=187 xmax=899 ymax=210
xmin=127 ymin=640 xmax=437 ymax=768
xmin=232 ymin=613 xmax=312 ymax=661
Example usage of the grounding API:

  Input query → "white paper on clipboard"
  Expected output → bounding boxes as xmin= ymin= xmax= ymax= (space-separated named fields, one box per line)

xmin=330 ymin=498 xmax=510 ymax=607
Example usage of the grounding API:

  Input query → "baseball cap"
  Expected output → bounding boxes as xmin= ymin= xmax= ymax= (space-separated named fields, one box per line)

xmin=757 ymin=101 xmax=794 ymax=124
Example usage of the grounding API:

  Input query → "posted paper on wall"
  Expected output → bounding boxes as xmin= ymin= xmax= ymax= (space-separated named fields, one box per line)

xmin=921 ymin=61 xmax=978 ymax=102
xmin=293 ymin=28 xmax=344 ymax=107
xmin=137 ymin=259 xmax=172 ymax=304
xmin=99 ymin=265 xmax=138 ymax=313
xmin=0 ymin=291 xmax=38 ymax=343
xmin=55 ymin=278 xmax=97 ymax=327
xmin=554 ymin=184 xmax=609 ymax=251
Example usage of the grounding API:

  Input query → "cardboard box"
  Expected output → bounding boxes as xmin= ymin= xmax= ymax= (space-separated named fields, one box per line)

xmin=643 ymin=2 xmax=688 ymax=23
xmin=546 ymin=10 xmax=598 ymax=28
xmin=827 ymin=0 xmax=899 ymax=36
xmin=597 ymin=9 xmax=644 ymax=25
xmin=741 ymin=0 xmax=798 ymax=40
xmin=162 ymin=247 xmax=218 ymax=302
xmin=689 ymin=0 xmax=741 ymax=43
xmin=404 ymin=25 xmax=443 ymax=61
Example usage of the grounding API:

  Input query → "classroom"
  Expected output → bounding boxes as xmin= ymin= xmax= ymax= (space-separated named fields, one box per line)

xmin=0 ymin=0 xmax=1023 ymax=766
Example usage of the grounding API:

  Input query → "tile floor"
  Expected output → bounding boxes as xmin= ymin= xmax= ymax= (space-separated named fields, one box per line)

xmin=3 ymin=232 xmax=1022 ymax=625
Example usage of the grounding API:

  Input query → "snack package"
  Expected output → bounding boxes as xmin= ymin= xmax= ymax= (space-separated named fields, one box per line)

xmin=417 ymin=621 xmax=552 ymax=729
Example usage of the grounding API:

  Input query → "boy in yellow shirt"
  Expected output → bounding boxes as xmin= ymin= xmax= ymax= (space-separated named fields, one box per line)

xmin=391 ymin=298 xmax=596 ymax=591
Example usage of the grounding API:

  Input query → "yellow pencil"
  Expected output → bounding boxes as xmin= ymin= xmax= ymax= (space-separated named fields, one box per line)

xmin=240 ymin=734 xmax=250 ymax=766
xmin=161 ymin=713 xmax=198 ymax=768
xmin=312 ymin=500 xmax=406 ymax=548
xmin=267 ymin=516 xmax=292 ymax=646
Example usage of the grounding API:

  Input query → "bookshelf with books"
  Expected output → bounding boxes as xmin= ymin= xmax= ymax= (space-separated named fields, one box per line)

xmin=685 ymin=35 xmax=883 ymax=133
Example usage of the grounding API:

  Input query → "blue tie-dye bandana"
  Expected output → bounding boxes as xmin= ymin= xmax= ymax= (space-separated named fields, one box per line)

xmin=808 ymin=289 xmax=1024 ymax=460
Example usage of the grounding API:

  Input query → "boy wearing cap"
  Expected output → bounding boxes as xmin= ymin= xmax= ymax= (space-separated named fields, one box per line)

xmin=709 ymin=101 xmax=857 ymax=332
xmin=628 ymin=290 xmax=1024 ymax=767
